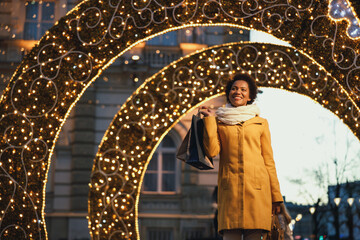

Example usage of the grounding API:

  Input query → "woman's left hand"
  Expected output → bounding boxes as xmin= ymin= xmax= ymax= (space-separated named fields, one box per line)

xmin=199 ymin=106 xmax=215 ymax=117
xmin=272 ymin=202 xmax=281 ymax=215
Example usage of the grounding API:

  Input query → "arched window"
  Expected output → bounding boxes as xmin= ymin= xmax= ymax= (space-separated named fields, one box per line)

xmin=143 ymin=134 xmax=178 ymax=193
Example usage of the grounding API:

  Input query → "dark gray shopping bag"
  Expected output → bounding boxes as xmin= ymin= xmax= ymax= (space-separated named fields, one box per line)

xmin=176 ymin=114 xmax=214 ymax=170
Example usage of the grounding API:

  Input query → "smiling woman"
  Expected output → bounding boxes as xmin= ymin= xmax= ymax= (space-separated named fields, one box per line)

xmin=200 ymin=73 xmax=283 ymax=239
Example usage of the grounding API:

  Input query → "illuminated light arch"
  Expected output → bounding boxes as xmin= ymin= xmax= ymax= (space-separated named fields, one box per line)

xmin=0 ymin=0 xmax=360 ymax=239
xmin=89 ymin=42 xmax=359 ymax=239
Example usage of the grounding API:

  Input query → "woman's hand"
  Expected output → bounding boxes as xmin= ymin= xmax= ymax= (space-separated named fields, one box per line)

xmin=199 ymin=106 xmax=215 ymax=117
xmin=272 ymin=202 xmax=281 ymax=215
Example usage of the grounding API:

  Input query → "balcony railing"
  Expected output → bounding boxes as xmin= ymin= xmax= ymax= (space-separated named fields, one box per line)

xmin=143 ymin=46 xmax=182 ymax=68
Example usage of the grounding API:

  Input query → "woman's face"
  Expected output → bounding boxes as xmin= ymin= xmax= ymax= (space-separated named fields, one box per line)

xmin=229 ymin=80 xmax=251 ymax=107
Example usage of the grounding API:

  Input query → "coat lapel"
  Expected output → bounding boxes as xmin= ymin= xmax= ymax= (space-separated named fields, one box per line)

xmin=243 ymin=116 xmax=264 ymax=126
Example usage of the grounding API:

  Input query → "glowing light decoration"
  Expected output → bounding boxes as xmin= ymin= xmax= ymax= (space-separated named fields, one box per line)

xmin=329 ymin=0 xmax=360 ymax=38
xmin=0 ymin=0 xmax=359 ymax=239
xmin=90 ymin=42 xmax=360 ymax=239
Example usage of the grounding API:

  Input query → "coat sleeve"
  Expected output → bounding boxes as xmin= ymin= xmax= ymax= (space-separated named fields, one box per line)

xmin=203 ymin=116 xmax=221 ymax=158
xmin=261 ymin=119 xmax=283 ymax=203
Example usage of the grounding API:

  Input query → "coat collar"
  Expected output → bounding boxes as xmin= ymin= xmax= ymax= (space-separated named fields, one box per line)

xmin=242 ymin=116 xmax=264 ymax=126
xmin=217 ymin=116 xmax=265 ymax=126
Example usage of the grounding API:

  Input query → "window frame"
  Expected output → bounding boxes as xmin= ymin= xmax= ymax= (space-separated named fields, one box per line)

xmin=23 ymin=0 xmax=56 ymax=40
xmin=142 ymin=131 xmax=180 ymax=194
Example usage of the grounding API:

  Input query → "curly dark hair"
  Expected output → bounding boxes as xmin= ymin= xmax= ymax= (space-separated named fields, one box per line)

xmin=225 ymin=73 xmax=258 ymax=105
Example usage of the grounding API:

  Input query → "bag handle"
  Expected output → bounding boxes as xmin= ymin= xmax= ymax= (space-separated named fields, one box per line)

xmin=197 ymin=108 xmax=201 ymax=118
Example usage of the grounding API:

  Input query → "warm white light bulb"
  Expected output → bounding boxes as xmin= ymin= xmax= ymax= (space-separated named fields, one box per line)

xmin=309 ymin=207 xmax=316 ymax=214
xmin=334 ymin=197 xmax=341 ymax=206
xmin=347 ymin=197 xmax=354 ymax=206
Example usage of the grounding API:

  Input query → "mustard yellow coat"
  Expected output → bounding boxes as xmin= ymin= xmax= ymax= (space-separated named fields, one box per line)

xmin=203 ymin=116 xmax=283 ymax=233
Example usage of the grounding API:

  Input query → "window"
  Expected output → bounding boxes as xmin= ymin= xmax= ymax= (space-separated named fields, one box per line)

xmin=146 ymin=31 xmax=178 ymax=46
xmin=143 ymin=135 xmax=177 ymax=193
xmin=146 ymin=227 xmax=174 ymax=240
xmin=182 ymin=227 xmax=205 ymax=240
xmin=180 ymin=27 xmax=206 ymax=44
xmin=24 ymin=1 xmax=55 ymax=40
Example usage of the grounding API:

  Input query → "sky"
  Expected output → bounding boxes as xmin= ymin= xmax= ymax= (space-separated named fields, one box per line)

xmin=255 ymin=88 xmax=360 ymax=204
xmin=250 ymin=30 xmax=360 ymax=204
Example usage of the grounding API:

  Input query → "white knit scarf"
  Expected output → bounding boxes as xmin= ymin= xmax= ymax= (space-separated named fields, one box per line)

xmin=215 ymin=103 xmax=260 ymax=125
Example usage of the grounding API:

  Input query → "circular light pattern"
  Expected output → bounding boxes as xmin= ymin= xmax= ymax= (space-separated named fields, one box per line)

xmin=0 ymin=0 xmax=359 ymax=239
xmin=89 ymin=42 xmax=359 ymax=239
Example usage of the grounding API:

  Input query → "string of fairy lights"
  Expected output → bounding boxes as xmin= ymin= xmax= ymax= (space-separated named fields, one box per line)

xmin=0 ymin=0 xmax=360 ymax=239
